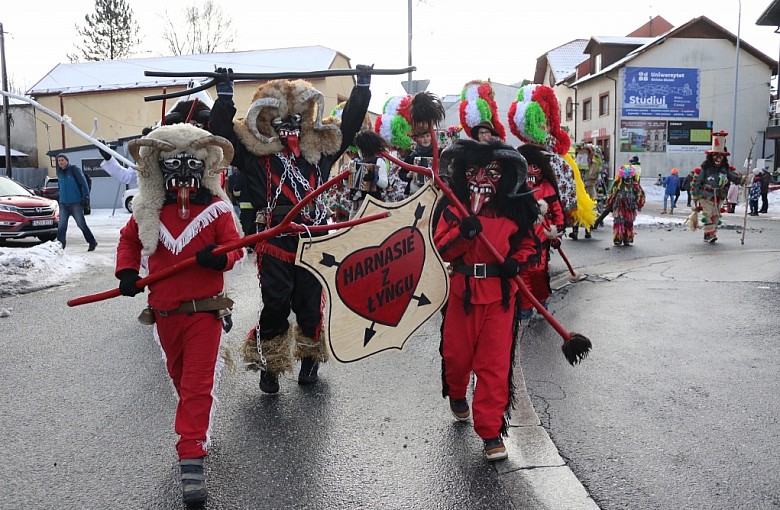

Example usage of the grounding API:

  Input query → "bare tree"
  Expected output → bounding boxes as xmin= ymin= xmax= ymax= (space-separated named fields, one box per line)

xmin=68 ymin=0 xmax=140 ymax=62
xmin=162 ymin=1 xmax=235 ymax=55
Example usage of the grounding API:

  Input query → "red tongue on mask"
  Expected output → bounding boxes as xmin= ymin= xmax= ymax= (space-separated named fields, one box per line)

xmin=286 ymin=134 xmax=301 ymax=158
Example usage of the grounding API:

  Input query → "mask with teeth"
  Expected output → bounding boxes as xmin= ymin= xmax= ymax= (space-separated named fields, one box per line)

xmin=271 ymin=113 xmax=302 ymax=157
xmin=465 ymin=161 xmax=501 ymax=214
xmin=526 ymin=163 xmax=541 ymax=188
xmin=159 ymin=153 xmax=208 ymax=219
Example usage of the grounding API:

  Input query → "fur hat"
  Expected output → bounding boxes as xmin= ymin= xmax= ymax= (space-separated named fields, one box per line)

xmin=233 ymin=79 xmax=341 ymax=164
xmin=128 ymin=124 xmax=236 ymax=256
xmin=459 ymin=80 xmax=506 ymax=141
xmin=508 ymin=84 xmax=569 ymax=155
xmin=374 ymin=95 xmax=414 ymax=150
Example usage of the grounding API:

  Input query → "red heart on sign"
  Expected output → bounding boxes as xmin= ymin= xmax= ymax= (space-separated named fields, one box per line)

xmin=335 ymin=227 xmax=425 ymax=327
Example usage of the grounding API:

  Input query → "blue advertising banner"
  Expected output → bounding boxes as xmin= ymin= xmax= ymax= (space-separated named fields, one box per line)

xmin=622 ymin=67 xmax=700 ymax=118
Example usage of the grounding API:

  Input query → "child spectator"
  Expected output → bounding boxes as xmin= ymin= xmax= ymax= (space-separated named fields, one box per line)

xmin=748 ymin=168 xmax=762 ymax=216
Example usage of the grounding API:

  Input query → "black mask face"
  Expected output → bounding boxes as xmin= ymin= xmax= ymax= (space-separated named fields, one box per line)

xmin=271 ymin=114 xmax=302 ymax=157
xmin=159 ymin=153 xmax=209 ymax=219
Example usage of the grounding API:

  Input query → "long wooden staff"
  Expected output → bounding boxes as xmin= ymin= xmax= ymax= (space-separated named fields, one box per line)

xmin=67 ymin=169 xmax=388 ymax=307
xmin=741 ymin=136 xmax=757 ymax=245
xmin=379 ymin=140 xmax=591 ymax=365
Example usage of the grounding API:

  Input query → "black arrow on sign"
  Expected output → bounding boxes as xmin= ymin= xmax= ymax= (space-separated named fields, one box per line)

xmin=320 ymin=253 xmax=340 ymax=267
xmin=364 ymin=322 xmax=377 ymax=346
xmin=411 ymin=293 xmax=431 ymax=306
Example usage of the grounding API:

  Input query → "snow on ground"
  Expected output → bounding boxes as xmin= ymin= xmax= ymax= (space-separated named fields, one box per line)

xmin=1 ymin=185 xmax=778 ymax=302
xmin=0 ymin=209 xmax=129 ymax=298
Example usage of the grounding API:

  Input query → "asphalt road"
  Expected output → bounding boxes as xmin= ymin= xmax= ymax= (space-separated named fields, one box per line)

xmin=1 ymin=202 xmax=778 ymax=509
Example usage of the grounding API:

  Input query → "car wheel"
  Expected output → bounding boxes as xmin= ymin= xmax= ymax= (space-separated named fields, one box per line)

xmin=125 ymin=196 xmax=134 ymax=213
xmin=37 ymin=234 xmax=57 ymax=242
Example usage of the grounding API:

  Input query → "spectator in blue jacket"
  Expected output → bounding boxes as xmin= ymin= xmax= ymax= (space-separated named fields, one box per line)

xmin=661 ymin=168 xmax=680 ymax=214
xmin=55 ymin=154 xmax=97 ymax=251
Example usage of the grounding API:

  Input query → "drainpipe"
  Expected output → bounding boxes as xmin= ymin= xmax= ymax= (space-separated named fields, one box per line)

xmin=564 ymin=81 xmax=578 ymax=142
xmin=606 ymin=72 xmax=618 ymax=179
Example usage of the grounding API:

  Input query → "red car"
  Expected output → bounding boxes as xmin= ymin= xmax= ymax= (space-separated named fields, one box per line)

xmin=0 ymin=176 xmax=60 ymax=244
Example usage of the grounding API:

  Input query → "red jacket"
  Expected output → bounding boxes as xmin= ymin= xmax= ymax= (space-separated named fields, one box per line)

xmin=116 ymin=199 xmax=244 ymax=311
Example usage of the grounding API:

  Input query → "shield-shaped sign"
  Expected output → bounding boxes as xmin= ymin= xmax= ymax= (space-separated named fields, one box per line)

xmin=296 ymin=182 xmax=449 ymax=363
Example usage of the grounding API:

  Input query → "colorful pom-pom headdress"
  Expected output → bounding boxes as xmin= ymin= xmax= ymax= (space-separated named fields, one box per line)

xmin=458 ymin=80 xmax=506 ymax=141
xmin=507 ymin=84 xmax=570 ymax=156
xmin=374 ymin=95 xmax=414 ymax=151
xmin=617 ymin=164 xmax=641 ymax=180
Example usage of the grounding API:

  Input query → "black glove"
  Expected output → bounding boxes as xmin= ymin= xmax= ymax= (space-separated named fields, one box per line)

xmin=356 ymin=64 xmax=374 ymax=87
xmin=459 ymin=215 xmax=482 ymax=240
xmin=215 ymin=67 xmax=234 ymax=97
xmin=118 ymin=269 xmax=144 ymax=297
xmin=196 ymin=244 xmax=228 ymax=271
xmin=500 ymin=258 xmax=521 ymax=279
xmin=97 ymin=140 xmax=112 ymax=161
xmin=362 ymin=169 xmax=376 ymax=182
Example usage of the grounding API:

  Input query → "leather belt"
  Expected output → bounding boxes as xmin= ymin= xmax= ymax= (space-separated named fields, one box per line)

xmin=156 ymin=295 xmax=235 ymax=317
xmin=452 ymin=263 xmax=502 ymax=279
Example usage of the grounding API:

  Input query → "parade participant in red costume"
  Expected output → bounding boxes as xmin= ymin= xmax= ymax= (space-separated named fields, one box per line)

xmin=434 ymin=139 xmax=540 ymax=461
xmin=209 ymin=66 xmax=372 ymax=393
xmin=516 ymin=143 xmax=564 ymax=323
xmin=116 ymin=124 xmax=244 ymax=504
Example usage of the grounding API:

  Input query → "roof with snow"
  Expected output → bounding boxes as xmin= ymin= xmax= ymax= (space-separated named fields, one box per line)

xmin=572 ymin=16 xmax=778 ymax=86
xmin=546 ymin=40 xmax=589 ymax=83
xmin=27 ymin=46 xmax=347 ymax=96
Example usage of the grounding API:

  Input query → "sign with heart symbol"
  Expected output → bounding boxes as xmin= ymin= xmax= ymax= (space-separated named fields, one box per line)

xmin=296 ymin=182 xmax=449 ymax=363
xmin=335 ymin=226 xmax=425 ymax=327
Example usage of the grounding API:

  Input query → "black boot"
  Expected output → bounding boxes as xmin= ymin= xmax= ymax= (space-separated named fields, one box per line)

xmin=298 ymin=356 xmax=320 ymax=385
xmin=180 ymin=457 xmax=207 ymax=504
xmin=259 ymin=370 xmax=280 ymax=394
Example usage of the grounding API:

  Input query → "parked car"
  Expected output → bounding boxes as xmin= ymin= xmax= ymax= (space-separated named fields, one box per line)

xmin=122 ymin=187 xmax=139 ymax=213
xmin=35 ymin=176 xmax=59 ymax=202
xmin=0 ymin=176 xmax=59 ymax=244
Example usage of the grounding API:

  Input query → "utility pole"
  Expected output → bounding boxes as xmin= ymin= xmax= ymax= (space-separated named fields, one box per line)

xmin=407 ymin=0 xmax=413 ymax=94
xmin=0 ymin=22 xmax=12 ymax=179
xmin=731 ymin=0 xmax=741 ymax=169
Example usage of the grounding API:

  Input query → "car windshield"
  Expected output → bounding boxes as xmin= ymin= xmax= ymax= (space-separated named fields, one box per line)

xmin=0 ymin=177 xmax=34 ymax=197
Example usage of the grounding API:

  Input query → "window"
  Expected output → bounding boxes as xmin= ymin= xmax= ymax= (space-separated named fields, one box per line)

xmin=599 ymin=93 xmax=610 ymax=116
xmin=565 ymin=98 xmax=574 ymax=122
xmin=582 ymin=99 xmax=592 ymax=121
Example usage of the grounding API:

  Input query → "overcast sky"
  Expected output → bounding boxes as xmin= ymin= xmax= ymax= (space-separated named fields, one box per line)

xmin=2 ymin=0 xmax=779 ymax=113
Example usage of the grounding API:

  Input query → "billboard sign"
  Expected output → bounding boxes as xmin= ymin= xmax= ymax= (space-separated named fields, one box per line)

xmin=622 ymin=67 xmax=700 ymax=118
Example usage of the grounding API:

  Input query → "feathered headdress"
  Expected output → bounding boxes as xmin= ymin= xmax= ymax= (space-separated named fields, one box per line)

xmin=458 ymin=80 xmax=506 ymax=141
xmin=508 ymin=84 xmax=569 ymax=155
xmin=374 ymin=95 xmax=414 ymax=150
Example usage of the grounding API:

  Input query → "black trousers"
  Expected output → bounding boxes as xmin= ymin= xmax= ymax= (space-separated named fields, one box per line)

xmin=760 ymin=191 xmax=769 ymax=213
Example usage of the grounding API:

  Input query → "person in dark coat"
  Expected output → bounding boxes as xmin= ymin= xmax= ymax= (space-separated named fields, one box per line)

xmin=760 ymin=168 xmax=771 ymax=213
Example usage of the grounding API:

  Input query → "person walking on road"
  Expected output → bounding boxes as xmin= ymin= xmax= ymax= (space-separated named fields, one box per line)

xmin=690 ymin=131 xmax=744 ymax=243
xmin=116 ymin=124 xmax=244 ymax=505
xmin=606 ymin=164 xmax=645 ymax=246
xmin=661 ymin=168 xmax=680 ymax=214
xmin=434 ymin=139 xmax=540 ymax=462
xmin=55 ymin=154 xmax=97 ymax=251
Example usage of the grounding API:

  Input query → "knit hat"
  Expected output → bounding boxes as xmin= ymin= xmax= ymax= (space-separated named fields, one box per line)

xmin=671 ymin=168 xmax=678 ymax=174
xmin=459 ymin=80 xmax=506 ymax=141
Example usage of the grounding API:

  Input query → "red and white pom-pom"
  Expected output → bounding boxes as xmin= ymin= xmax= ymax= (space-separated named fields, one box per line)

xmin=536 ymin=199 xmax=548 ymax=224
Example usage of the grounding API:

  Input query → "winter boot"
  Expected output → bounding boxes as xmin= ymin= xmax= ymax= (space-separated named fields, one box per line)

xmin=293 ymin=325 xmax=329 ymax=385
xmin=660 ymin=209 xmax=667 ymax=214
xmin=180 ymin=457 xmax=207 ymax=504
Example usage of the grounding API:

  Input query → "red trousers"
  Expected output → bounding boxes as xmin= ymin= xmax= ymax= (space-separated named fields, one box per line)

xmin=442 ymin=297 xmax=514 ymax=439
xmin=155 ymin=312 xmax=222 ymax=460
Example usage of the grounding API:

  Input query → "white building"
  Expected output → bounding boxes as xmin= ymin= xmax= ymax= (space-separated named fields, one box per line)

xmin=535 ymin=16 xmax=777 ymax=177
